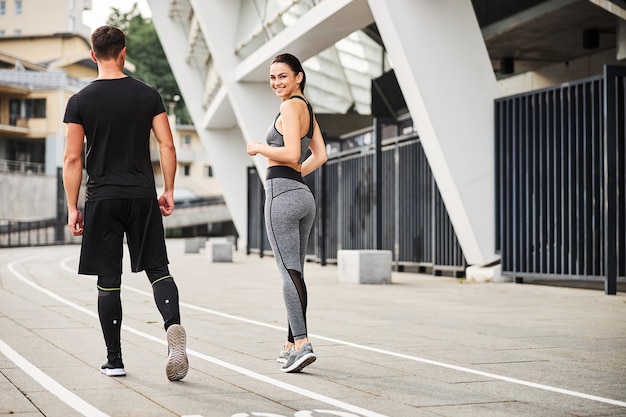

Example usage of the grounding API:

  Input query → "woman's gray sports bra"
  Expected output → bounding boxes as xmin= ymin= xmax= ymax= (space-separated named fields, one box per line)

xmin=265 ymin=95 xmax=314 ymax=164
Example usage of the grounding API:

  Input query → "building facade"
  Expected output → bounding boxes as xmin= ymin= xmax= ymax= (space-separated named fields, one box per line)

xmin=0 ymin=0 xmax=223 ymax=222
xmin=0 ymin=64 xmax=221 ymax=221
xmin=0 ymin=0 xmax=96 ymax=191
xmin=0 ymin=0 xmax=92 ymax=38
xmin=146 ymin=0 xmax=626 ymax=267
xmin=151 ymin=114 xmax=222 ymax=201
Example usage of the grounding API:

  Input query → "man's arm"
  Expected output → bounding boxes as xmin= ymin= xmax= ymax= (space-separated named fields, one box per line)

xmin=152 ymin=112 xmax=177 ymax=216
xmin=63 ymin=123 xmax=85 ymax=236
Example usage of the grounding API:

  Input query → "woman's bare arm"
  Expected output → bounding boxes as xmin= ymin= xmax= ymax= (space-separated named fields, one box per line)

xmin=301 ymin=120 xmax=328 ymax=177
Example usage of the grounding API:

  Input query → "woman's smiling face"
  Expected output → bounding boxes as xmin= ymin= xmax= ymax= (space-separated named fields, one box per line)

xmin=269 ymin=62 xmax=302 ymax=100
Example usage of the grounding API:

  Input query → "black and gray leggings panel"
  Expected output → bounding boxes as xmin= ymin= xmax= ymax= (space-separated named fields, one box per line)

xmin=265 ymin=169 xmax=316 ymax=342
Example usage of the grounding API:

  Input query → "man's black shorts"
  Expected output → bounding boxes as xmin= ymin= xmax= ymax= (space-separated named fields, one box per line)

xmin=78 ymin=198 xmax=169 ymax=275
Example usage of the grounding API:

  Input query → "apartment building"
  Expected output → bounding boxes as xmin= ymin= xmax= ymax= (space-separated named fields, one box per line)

xmin=0 ymin=0 xmax=96 ymax=188
xmin=152 ymin=114 xmax=223 ymax=201
xmin=0 ymin=67 xmax=84 ymax=175
xmin=0 ymin=61 xmax=221 ymax=220
xmin=0 ymin=0 xmax=92 ymax=38
xmin=0 ymin=0 xmax=222 ymax=224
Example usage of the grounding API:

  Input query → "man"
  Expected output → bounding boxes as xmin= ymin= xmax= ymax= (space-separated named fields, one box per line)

xmin=63 ymin=25 xmax=188 ymax=381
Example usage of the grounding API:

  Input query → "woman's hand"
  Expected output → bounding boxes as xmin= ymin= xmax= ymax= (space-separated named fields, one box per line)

xmin=247 ymin=141 xmax=261 ymax=156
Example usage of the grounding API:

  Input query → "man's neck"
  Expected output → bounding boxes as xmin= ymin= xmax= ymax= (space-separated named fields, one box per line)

xmin=97 ymin=69 xmax=126 ymax=80
xmin=96 ymin=59 xmax=126 ymax=80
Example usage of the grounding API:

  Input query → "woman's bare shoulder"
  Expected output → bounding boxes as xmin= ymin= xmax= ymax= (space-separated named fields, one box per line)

xmin=280 ymin=96 xmax=307 ymax=113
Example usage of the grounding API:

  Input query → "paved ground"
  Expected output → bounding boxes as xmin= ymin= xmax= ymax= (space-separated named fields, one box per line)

xmin=0 ymin=239 xmax=625 ymax=417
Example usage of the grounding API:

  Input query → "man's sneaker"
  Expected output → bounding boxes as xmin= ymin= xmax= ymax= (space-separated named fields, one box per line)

xmin=101 ymin=357 xmax=125 ymax=377
xmin=166 ymin=324 xmax=189 ymax=381
xmin=281 ymin=342 xmax=316 ymax=373
xmin=277 ymin=345 xmax=293 ymax=364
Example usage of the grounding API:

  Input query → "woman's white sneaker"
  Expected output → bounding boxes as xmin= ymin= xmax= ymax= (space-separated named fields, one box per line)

xmin=281 ymin=342 xmax=316 ymax=373
xmin=277 ymin=345 xmax=293 ymax=364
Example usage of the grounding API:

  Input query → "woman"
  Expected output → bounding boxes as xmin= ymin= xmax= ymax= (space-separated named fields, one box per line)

xmin=247 ymin=53 xmax=328 ymax=373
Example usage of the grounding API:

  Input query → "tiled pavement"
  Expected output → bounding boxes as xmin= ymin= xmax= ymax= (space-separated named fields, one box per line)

xmin=1 ymin=239 xmax=625 ymax=417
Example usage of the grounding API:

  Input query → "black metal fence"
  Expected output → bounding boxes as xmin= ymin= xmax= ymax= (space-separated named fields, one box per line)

xmin=0 ymin=218 xmax=67 ymax=247
xmin=495 ymin=65 xmax=625 ymax=294
xmin=247 ymin=166 xmax=271 ymax=256
xmin=247 ymin=122 xmax=467 ymax=275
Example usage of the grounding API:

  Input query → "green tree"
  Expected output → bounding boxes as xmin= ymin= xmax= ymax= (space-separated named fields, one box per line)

xmin=107 ymin=3 xmax=191 ymax=124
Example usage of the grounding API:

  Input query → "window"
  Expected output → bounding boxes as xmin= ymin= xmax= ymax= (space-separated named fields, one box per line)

xmin=9 ymin=98 xmax=20 ymax=125
xmin=68 ymin=15 xmax=74 ymax=32
xmin=25 ymin=99 xmax=46 ymax=118
xmin=0 ymin=1 xmax=6 ymax=15
xmin=182 ymin=164 xmax=191 ymax=177
xmin=0 ymin=30 xmax=5 ymax=36
xmin=204 ymin=165 xmax=213 ymax=178
xmin=180 ymin=134 xmax=191 ymax=149
xmin=14 ymin=0 xmax=21 ymax=15
xmin=9 ymin=99 xmax=47 ymax=120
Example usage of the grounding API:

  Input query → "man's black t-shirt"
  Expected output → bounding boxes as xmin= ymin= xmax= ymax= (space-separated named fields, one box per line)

xmin=64 ymin=77 xmax=166 ymax=201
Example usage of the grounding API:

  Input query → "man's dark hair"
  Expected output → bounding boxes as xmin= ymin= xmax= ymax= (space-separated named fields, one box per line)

xmin=91 ymin=25 xmax=126 ymax=60
xmin=272 ymin=53 xmax=306 ymax=93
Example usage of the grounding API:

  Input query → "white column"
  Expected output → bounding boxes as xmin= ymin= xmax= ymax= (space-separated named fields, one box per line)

xmin=368 ymin=0 xmax=501 ymax=265
xmin=148 ymin=0 xmax=256 ymax=245
xmin=152 ymin=0 xmax=374 ymax=243
xmin=150 ymin=0 xmax=501 ymax=265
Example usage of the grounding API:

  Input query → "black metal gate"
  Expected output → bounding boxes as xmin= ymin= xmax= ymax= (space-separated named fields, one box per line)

xmin=495 ymin=65 xmax=625 ymax=294
xmin=247 ymin=123 xmax=466 ymax=275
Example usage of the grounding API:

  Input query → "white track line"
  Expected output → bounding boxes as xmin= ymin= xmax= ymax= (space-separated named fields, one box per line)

xmin=10 ymin=252 xmax=626 ymax=415
xmin=8 ymin=256 xmax=388 ymax=417
xmin=0 ymin=339 xmax=109 ymax=417
xmin=57 ymin=254 xmax=626 ymax=409
xmin=182 ymin=304 xmax=626 ymax=408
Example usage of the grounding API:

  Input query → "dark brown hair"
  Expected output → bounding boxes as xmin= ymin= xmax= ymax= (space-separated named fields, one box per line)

xmin=271 ymin=53 xmax=306 ymax=92
xmin=91 ymin=25 xmax=126 ymax=60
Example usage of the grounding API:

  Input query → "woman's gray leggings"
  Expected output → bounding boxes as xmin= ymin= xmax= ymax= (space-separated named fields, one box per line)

xmin=265 ymin=172 xmax=316 ymax=342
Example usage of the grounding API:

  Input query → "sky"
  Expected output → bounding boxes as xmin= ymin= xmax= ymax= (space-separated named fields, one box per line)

xmin=82 ymin=0 xmax=151 ymax=32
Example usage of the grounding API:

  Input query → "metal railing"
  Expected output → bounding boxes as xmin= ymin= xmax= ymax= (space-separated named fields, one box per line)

xmin=247 ymin=124 xmax=467 ymax=275
xmin=495 ymin=65 xmax=625 ymax=294
xmin=247 ymin=166 xmax=271 ymax=257
xmin=0 ymin=218 xmax=68 ymax=247
xmin=0 ymin=159 xmax=45 ymax=174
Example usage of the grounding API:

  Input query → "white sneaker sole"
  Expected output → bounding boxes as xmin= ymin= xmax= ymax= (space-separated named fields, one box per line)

xmin=166 ymin=324 xmax=189 ymax=381
xmin=277 ymin=348 xmax=292 ymax=363
xmin=101 ymin=367 xmax=126 ymax=377
xmin=281 ymin=352 xmax=316 ymax=373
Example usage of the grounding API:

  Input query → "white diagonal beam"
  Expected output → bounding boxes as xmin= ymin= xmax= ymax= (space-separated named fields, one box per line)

xmin=368 ymin=0 xmax=501 ymax=265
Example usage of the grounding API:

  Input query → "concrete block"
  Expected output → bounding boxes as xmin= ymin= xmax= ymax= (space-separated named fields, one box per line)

xmin=206 ymin=238 xmax=233 ymax=262
xmin=465 ymin=264 xmax=509 ymax=283
xmin=184 ymin=237 xmax=206 ymax=254
xmin=338 ymin=250 xmax=392 ymax=284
